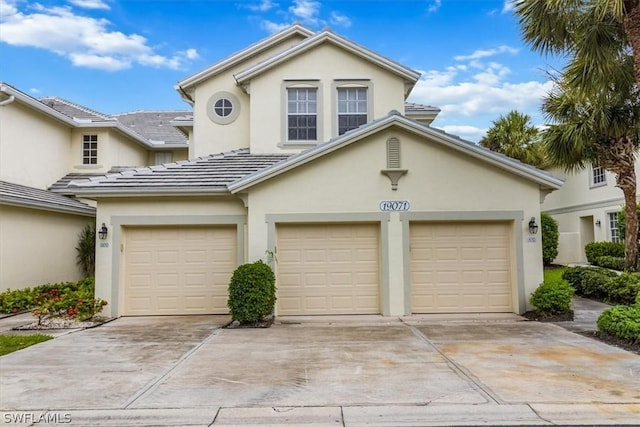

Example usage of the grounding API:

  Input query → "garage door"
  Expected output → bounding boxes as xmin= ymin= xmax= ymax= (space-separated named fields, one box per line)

xmin=276 ymin=223 xmax=380 ymax=315
xmin=123 ymin=226 xmax=237 ymax=315
xmin=410 ymin=222 xmax=512 ymax=313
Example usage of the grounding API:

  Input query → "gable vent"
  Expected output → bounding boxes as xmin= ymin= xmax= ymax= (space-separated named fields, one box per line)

xmin=387 ymin=137 xmax=401 ymax=168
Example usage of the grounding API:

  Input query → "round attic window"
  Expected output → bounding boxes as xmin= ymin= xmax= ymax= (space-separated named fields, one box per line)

xmin=206 ymin=91 xmax=240 ymax=125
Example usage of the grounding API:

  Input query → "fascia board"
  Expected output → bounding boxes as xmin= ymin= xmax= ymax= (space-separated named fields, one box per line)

xmin=235 ymin=32 xmax=421 ymax=85
xmin=230 ymin=114 xmax=563 ymax=192
xmin=0 ymin=198 xmax=96 ymax=217
xmin=1 ymin=84 xmax=77 ymax=127
xmin=177 ymin=25 xmax=315 ymax=90
xmin=66 ymin=187 xmax=231 ymax=198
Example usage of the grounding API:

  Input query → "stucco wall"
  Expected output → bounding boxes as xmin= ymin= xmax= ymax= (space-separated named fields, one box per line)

xmin=248 ymin=43 xmax=407 ymax=154
xmin=94 ymin=196 xmax=247 ymax=316
xmin=0 ymin=102 xmax=72 ymax=189
xmin=70 ymin=129 xmax=149 ymax=173
xmin=190 ymin=34 xmax=308 ymax=158
xmin=0 ymin=205 xmax=92 ymax=291
xmin=244 ymin=128 xmax=545 ymax=314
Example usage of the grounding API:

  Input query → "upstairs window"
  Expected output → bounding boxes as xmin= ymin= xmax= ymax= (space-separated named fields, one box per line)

xmin=287 ymin=88 xmax=317 ymax=141
xmin=155 ymin=152 xmax=173 ymax=165
xmin=609 ymin=212 xmax=621 ymax=243
xmin=337 ymin=87 xmax=367 ymax=135
xmin=82 ymin=135 xmax=98 ymax=165
xmin=592 ymin=164 xmax=606 ymax=186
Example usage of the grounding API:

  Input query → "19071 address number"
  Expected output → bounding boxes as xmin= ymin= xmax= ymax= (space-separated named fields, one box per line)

xmin=379 ymin=200 xmax=410 ymax=211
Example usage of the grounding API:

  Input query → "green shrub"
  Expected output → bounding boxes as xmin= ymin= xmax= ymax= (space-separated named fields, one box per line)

xmin=76 ymin=223 xmax=96 ymax=277
xmin=597 ymin=305 xmax=640 ymax=343
xmin=227 ymin=261 xmax=276 ymax=324
xmin=604 ymin=273 xmax=640 ymax=305
xmin=593 ymin=256 xmax=626 ymax=271
xmin=0 ymin=288 xmax=35 ymax=313
xmin=541 ymin=213 xmax=559 ymax=265
xmin=561 ymin=266 xmax=617 ymax=294
xmin=584 ymin=241 xmax=625 ymax=264
xmin=580 ymin=270 xmax=615 ymax=299
xmin=530 ymin=279 xmax=574 ymax=317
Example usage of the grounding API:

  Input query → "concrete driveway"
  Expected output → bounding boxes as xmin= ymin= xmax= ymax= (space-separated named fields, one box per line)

xmin=0 ymin=315 xmax=639 ymax=426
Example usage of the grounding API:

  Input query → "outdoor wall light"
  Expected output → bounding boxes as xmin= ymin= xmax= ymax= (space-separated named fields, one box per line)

xmin=528 ymin=217 xmax=539 ymax=235
xmin=595 ymin=219 xmax=602 ymax=227
xmin=98 ymin=223 xmax=108 ymax=240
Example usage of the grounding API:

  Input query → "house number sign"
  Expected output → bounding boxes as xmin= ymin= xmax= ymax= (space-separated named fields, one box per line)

xmin=379 ymin=200 xmax=410 ymax=212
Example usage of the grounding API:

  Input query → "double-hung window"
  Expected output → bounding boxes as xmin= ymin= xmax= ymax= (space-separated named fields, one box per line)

xmin=591 ymin=164 xmax=606 ymax=186
xmin=337 ymin=87 xmax=367 ymax=135
xmin=609 ymin=212 xmax=621 ymax=243
xmin=287 ymin=88 xmax=317 ymax=141
xmin=82 ymin=135 xmax=98 ymax=165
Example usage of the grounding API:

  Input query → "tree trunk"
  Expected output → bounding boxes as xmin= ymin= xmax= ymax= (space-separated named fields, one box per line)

xmin=599 ymin=136 xmax=639 ymax=271
xmin=624 ymin=0 xmax=640 ymax=87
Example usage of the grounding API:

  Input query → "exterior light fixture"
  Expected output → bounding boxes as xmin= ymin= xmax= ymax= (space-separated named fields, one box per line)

xmin=98 ymin=223 xmax=108 ymax=240
xmin=528 ymin=217 xmax=539 ymax=235
xmin=595 ymin=219 xmax=602 ymax=227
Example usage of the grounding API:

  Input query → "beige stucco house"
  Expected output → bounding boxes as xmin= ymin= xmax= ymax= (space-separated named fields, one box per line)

xmin=62 ymin=25 xmax=562 ymax=318
xmin=541 ymin=164 xmax=637 ymax=264
xmin=0 ymin=83 xmax=189 ymax=291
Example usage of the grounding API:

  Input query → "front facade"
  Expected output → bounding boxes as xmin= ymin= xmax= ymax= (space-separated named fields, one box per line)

xmin=66 ymin=25 xmax=561 ymax=318
xmin=541 ymin=164 xmax=635 ymax=264
xmin=0 ymin=84 xmax=189 ymax=290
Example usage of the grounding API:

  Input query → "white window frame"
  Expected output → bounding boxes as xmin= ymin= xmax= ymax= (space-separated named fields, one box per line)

xmin=281 ymin=81 xmax=322 ymax=146
xmin=82 ymin=134 xmax=98 ymax=165
xmin=590 ymin=164 xmax=606 ymax=188
xmin=608 ymin=211 xmax=621 ymax=243
xmin=332 ymin=80 xmax=373 ymax=137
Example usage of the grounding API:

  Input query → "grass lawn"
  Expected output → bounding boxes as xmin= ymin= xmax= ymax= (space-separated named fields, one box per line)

xmin=0 ymin=334 xmax=52 ymax=356
xmin=544 ymin=265 xmax=567 ymax=283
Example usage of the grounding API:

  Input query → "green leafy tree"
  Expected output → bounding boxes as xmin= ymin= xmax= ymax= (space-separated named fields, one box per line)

xmin=541 ymin=213 xmax=559 ymax=265
xmin=480 ymin=110 xmax=549 ymax=168
xmin=75 ymin=223 xmax=95 ymax=277
xmin=516 ymin=0 xmax=640 ymax=270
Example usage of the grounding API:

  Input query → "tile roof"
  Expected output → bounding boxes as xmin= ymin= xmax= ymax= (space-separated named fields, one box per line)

xmin=114 ymin=111 xmax=189 ymax=144
xmin=49 ymin=173 xmax=116 ymax=195
xmin=66 ymin=149 xmax=291 ymax=194
xmin=404 ymin=102 xmax=441 ymax=113
xmin=0 ymin=181 xmax=96 ymax=216
xmin=38 ymin=97 xmax=114 ymax=122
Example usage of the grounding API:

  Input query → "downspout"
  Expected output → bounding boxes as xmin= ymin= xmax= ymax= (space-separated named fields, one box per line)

xmin=0 ymin=85 xmax=15 ymax=107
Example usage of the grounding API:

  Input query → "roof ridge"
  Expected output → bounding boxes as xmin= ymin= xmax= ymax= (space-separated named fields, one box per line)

xmin=39 ymin=96 xmax=114 ymax=121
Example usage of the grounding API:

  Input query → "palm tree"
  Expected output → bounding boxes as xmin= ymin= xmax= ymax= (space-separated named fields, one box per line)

xmin=480 ymin=110 xmax=549 ymax=168
xmin=516 ymin=0 xmax=640 ymax=270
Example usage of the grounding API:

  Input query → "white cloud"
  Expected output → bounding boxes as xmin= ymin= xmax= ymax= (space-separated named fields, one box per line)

xmin=438 ymin=124 xmax=487 ymax=142
xmin=68 ymin=0 xmax=110 ymax=10
xmin=244 ymin=0 xmax=278 ymax=12
xmin=260 ymin=19 xmax=290 ymax=33
xmin=289 ymin=0 xmax=320 ymax=24
xmin=0 ymin=1 xmax=198 ymax=71
xmin=427 ymin=0 xmax=441 ymax=13
xmin=330 ymin=11 xmax=351 ymax=27
xmin=454 ymin=45 xmax=519 ymax=61
xmin=502 ymin=0 xmax=517 ymax=14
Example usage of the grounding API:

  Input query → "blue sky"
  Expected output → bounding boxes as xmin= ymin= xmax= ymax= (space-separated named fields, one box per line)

xmin=0 ymin=0 xmax=563 ymax=142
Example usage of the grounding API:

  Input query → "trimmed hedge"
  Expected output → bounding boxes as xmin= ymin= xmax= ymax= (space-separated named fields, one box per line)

xmin=227 ymin=260 xmax=276 ymax=324
xmin=594 ymin=256 xmax=626 ymax=271
xmin=530 ymin=279 xmax=574 ymax=318
xmin=597 ymin=305 xmax=640 ymax=344
xmin=584 ymin=241 xmax=625 ymax=264
xmin=561 ymin=266 xmax=640 ymax=306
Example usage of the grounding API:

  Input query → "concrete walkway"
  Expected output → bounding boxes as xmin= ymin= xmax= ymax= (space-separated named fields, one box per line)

xmin=554 ymin=296 xmax=612 ymax=334
xmin=1 ymin=304 xmax=638 ymax=426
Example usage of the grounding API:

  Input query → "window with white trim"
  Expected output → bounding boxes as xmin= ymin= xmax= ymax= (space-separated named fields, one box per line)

xmin=82 ymin=135 xmax=98 ymax=165
xmin=592 ymin=164 xmax=606 ymax=186
xmin=287 ymin=88 xmax=317 ymax=141
xmin=337 ymin=87 xmax=367 ymax=135
xmin=609 ymin=212 xmax=621 ymax=243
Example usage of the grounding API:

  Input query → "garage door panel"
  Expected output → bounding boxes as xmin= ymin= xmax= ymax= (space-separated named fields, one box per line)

xmin=123 ymin=226 xmax=236 ymax=316
xmin=411 ymin=222 xmax=512 ymax=313
xmin=276 ymin=223 xmax=380 ymax=315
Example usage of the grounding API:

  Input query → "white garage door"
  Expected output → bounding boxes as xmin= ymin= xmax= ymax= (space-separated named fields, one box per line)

xmin=410 ymin=222 xmax=512 ymax=313
xmin=276 ymin=223 xmax=380 ymax=315
xmin=123 ymin=226 xmax=237 ymax=315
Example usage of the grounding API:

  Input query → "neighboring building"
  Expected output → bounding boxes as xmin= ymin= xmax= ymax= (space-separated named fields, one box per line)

xmin=62 ymin=25 xmax=561 ymax=318
xmin=541 ymin=165 xmax=632 ymax=264
xmin=0 ymin=83 xmax=189 ymax=291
